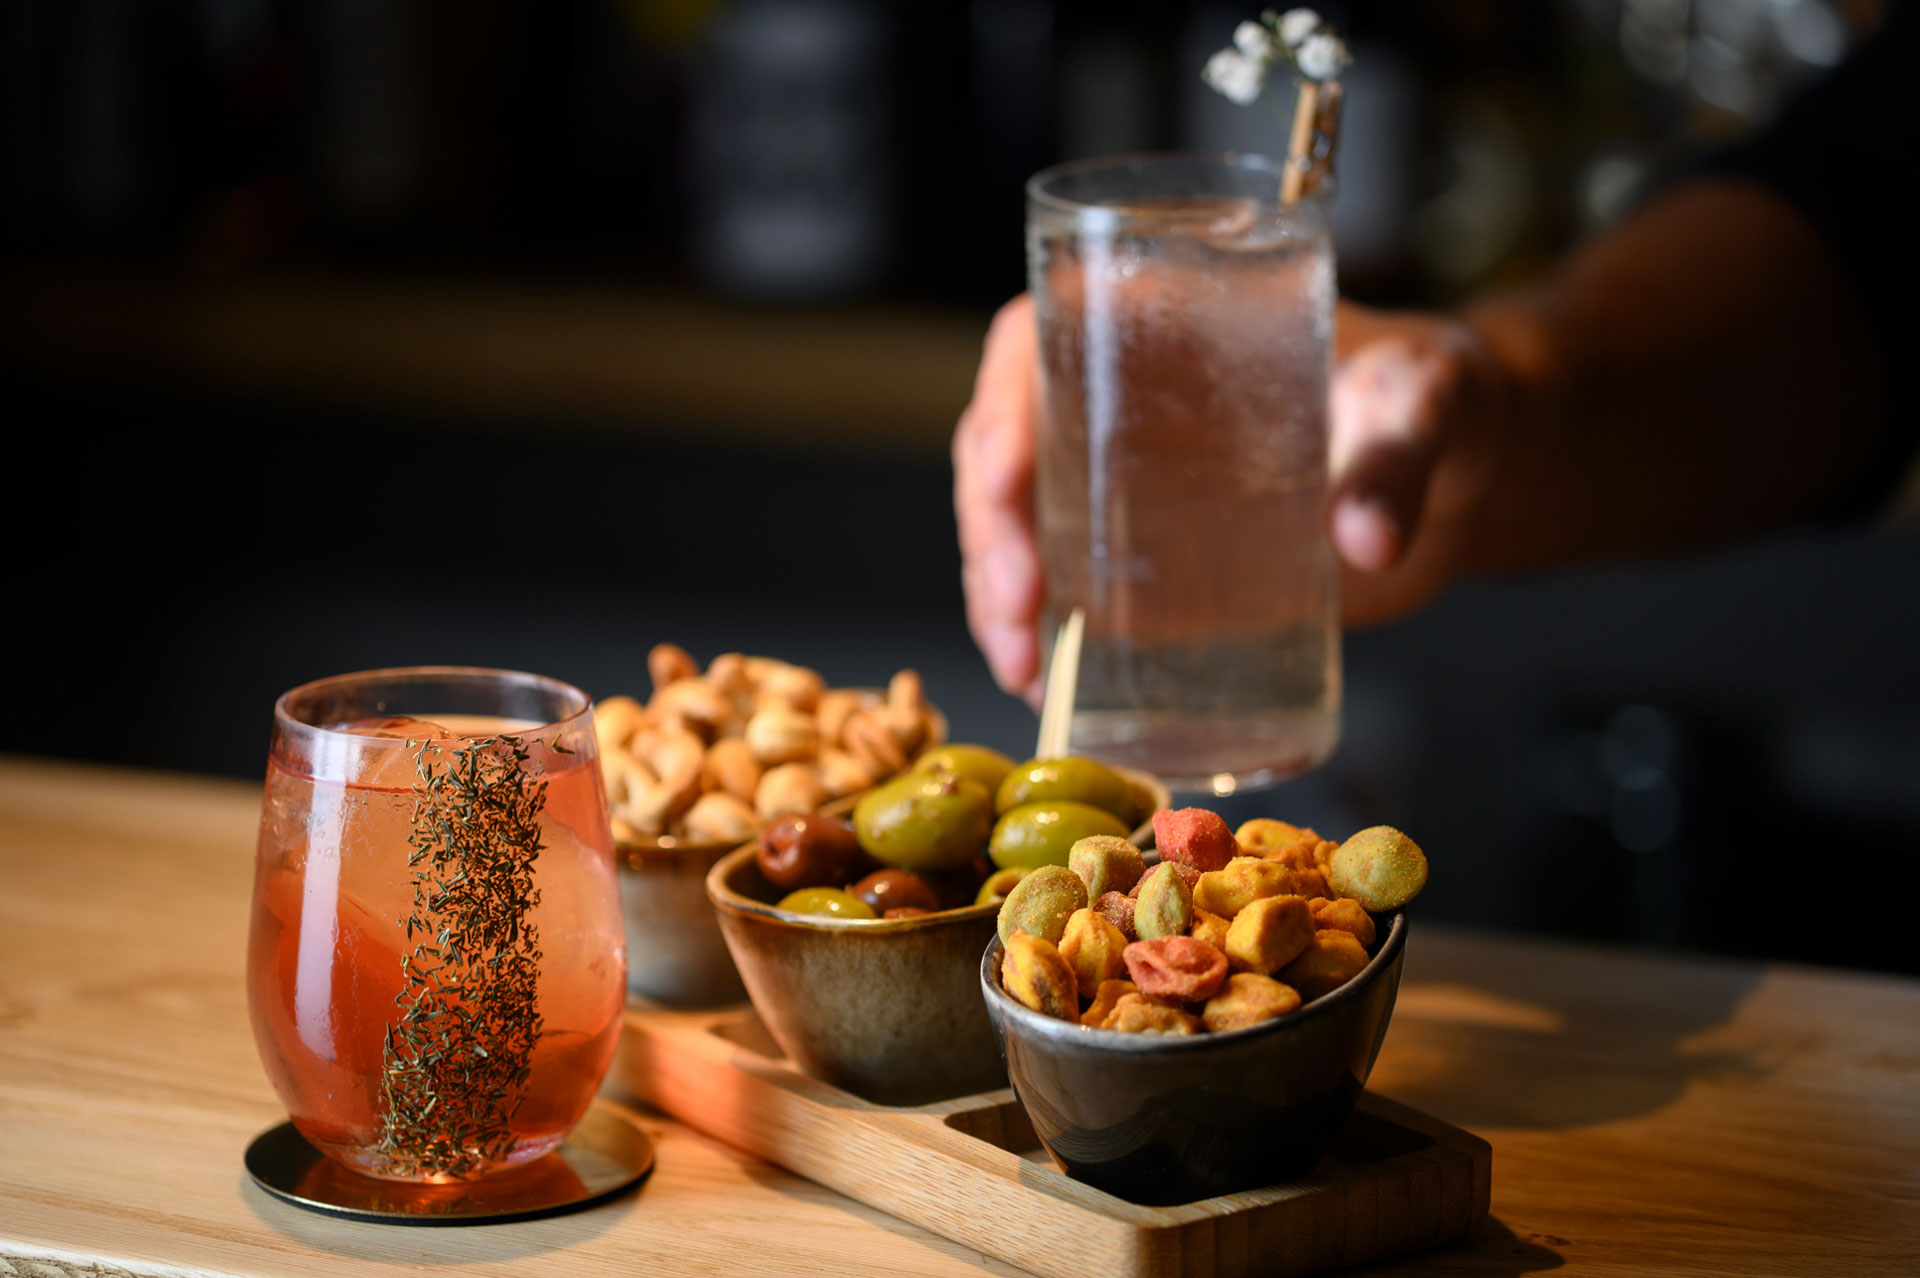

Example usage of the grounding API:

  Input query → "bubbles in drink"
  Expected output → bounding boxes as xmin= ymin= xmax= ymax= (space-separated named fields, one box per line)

xmin=1032 ymin=191 xmax=1341 ymax=791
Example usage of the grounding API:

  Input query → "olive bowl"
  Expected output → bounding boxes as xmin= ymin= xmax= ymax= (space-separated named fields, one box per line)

xmin=979 ymin=912 xmax=1408 ymax=1205
xmin=703 ymin=764 xmax=1172 ymax=1106
xmin=706 ymin=846 xmax=1007 ymax=1105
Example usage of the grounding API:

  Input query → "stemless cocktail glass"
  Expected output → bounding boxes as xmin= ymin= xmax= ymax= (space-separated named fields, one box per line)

xmin=1028 ymin=152 xmax=1341 ymax=795
xmin=247 ymin=667 xmax=626 ymax=1183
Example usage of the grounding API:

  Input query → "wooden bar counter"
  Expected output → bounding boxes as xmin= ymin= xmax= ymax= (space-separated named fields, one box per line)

xmin=1 ymin=755 xmax=1915 ymax=1276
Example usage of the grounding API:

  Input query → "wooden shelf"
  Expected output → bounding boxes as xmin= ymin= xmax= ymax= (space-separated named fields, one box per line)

xmin=0 ymin=267 xmax=989 ymax=454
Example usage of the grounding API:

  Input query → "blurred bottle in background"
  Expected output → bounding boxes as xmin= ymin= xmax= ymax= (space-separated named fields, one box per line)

xmin=685 ymin=0 xmax=890 ymax=299
xmin=0 ymin=0 xmax=1883 ymax=307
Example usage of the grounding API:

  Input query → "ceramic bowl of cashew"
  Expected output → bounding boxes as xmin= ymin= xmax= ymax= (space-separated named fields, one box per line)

xmin=595 ymin=643 xmax=946 ymax=1006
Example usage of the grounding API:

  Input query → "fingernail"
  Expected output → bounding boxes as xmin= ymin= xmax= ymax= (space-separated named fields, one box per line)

xmin=981 ymin=620 xmax=1036 ymax=690
xmin=1332 ymin=496 xmax=1403 ymax=572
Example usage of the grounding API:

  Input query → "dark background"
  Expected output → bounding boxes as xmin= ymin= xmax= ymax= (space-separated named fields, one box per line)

xmin=6 ymin=0 xmax=1915 ymax=974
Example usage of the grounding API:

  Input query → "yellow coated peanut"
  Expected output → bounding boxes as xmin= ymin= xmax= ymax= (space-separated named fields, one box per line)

xmin=1106 ymin=993 xmax=1202 ymax=1036
xmin=1310 ymin=896 xmax=1376 ymax=948
xmin=1080 ymin=978 xmax=1139 ymax=1029
xmin=1233 ymin=818 xmax=1319 ymax=857
xmin=1280 ymin=928 xmax=1372 ymax=1001
xmin=1223 ymin=894 xmax=1316 ymax=976
xmin=1058 ymin=908 xmax=1130 ymax=991
xmin=1192 ymin=857 xmax=1294 ymax=918
xmin=1001 ymin=932 xmax=1079 ymax=1021
xmin=1202 ymin=972 xmax=1304 ymax=1032
xmin=1190 ymin=907 xmax=1231 ymax=952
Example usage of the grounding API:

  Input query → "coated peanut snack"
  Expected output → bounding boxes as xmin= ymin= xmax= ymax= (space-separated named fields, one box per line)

xmin=994 ymin=807 xmax=1430 ymax=1036
xmin=597 ymin=643 xmax=944 ymax=845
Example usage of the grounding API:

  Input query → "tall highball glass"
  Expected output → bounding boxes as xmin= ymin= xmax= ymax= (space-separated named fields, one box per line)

xmin=1028 ymin=152 xmax=1340 ymax=795
xmin=247 ymin=667 xmax=626 ymax=1182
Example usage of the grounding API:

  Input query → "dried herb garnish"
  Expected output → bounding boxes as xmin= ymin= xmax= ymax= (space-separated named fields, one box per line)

xmin=371 ymin=733 xmax=546 ymax=1179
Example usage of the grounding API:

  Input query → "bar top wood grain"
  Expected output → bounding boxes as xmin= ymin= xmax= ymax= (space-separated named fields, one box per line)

xmin=1 ymin=755 xmax=1915 ymax=1277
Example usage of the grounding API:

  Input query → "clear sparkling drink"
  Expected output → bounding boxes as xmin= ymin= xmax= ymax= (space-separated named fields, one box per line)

xmin=247 ymin=674 xmax=626 ymax=1183
xmin=1029 ymin=156 xmax=1340 ymax=793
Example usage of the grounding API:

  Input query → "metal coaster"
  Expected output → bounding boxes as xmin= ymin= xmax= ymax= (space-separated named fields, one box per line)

xmin=245 ymin=1099 xmax=654 ymax=1226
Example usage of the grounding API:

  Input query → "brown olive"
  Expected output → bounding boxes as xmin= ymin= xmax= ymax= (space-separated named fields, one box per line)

xmin=756 ymin=812 xmax=869 ymax=892
xmin=883 ymin=907 xmax=934 ymax=920
xmin=925 ymin=853 xmax=995 ymax=910
xmin=850 ymin=868 xmax=942 ymax=915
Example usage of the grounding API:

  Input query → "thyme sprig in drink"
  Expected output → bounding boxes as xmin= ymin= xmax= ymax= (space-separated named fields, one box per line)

xmin=247 ymin=669 xmax=626 ymax=1183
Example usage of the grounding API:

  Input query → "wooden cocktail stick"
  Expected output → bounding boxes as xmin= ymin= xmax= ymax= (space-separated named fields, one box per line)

xmin=1034 ymin=606 xmax=1084 ymax=759
xmin=1281 ymin=80 xmax=1319 ymax=203
xmin=1281 ymin=79 xmax=1345 ymax=203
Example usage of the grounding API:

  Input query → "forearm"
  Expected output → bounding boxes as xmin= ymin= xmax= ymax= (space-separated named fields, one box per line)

xmin=1457 ymin=178 xmax=1887 ymax=575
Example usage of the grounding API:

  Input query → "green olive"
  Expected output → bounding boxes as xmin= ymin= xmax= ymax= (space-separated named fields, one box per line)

xmin=776 ymin=887 xmax=877 ymax=920
xmin=913 ymin=743 xmax=1018 ymax=794
xmin=974 ymin=865 xmax=1030 ymax=906
xmin=995 ymin=756 xmax=1137 ymax=823
xmin=988 ymin=801 xmax=1130 ymax=871
xmin=852 ymin=770 xmax=994 ymax=873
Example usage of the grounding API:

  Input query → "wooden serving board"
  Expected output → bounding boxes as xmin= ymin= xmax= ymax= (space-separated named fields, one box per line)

xmin=614 ymin=1002 xmax=1490 ymax=1278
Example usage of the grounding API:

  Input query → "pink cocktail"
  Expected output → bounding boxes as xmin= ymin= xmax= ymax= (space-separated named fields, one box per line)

xmin=247 ymin=668 xmax=626 ymax=1182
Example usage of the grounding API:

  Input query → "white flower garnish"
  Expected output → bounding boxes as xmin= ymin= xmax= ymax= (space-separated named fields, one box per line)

xmin=1234 ymin=20 xmax=1278 ymax=60
xmin=1202 ymin=48 xmax=1269 ymax=106
xmin=1293 ymin=31 xmax=1351 ymax=81
xmin=1276 ymin=8 xmax=1321 ymax=48
xmin=1202 ymin=9 xmax=1349 ymax=108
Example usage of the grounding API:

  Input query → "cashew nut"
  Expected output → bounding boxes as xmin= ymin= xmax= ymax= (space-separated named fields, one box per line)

xmin=755 ymin=762 xmax=828 ymax=822
xmin=745 ymin=705 xmax=820 ymax=765
xmin=648 ymin=642 xmax=699 ymax=692
xmin=843 ymin=708 xmax=908 ymax=777
xmin=754 ymin=663 xmax=825 ymax=713
xmin=706 ymin=652 xmax=754 ymax=712
xmin=816 ymin=688 xmax=879 ymax=747
xmin=817 ymin=746 xmax=876 ymax=799
xmin=648 ymin=677 xmax=735 ymax=740
xmin=619 ymin=728 xmax=706 ymax=835
xmin=593 ymin=694 xmax=648 ymax=757
xmin=880 ymin=668 xmax=929 ymax=753
xmin=601 ymin=747 xmax=659 ymax=810
xmin=701 ymin=737 xmax=762 ymax=803
xmin=679 ymin=791 xmax=760 ymax=845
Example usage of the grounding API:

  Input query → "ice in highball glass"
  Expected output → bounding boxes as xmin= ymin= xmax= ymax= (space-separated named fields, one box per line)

xmin=1029 ymin=153 xmax=1341 ymax=794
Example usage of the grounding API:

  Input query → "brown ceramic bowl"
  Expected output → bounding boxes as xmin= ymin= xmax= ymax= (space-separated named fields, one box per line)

xmin=707 ymin=847 xmax=1005 ymax=1105
xmin=618 ymin=840 xmax=751 ymax=1006
xmin=704 ymin=765 xmax=1170 ymax=1106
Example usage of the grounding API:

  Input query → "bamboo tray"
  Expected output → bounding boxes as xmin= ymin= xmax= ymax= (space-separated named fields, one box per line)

xmin=614 ymin=1002 xmax=1490 ymax=1278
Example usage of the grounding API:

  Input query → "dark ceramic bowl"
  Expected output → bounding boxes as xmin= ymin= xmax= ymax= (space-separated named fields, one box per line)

xmin=707 ymin=847 xmax=1007 ymax=1105
xmin=980 ymin=912 xmax=1407 ymax=1204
